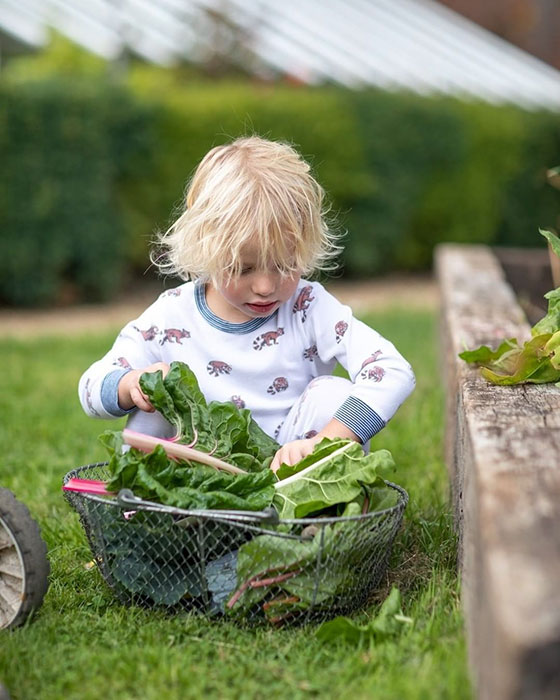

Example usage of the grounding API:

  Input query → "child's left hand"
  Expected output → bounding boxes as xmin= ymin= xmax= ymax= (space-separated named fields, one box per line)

xmin=270 ymin=435 xmax=324 ymax=473
xmin=270 ymin=419 xmax=362 ymax=473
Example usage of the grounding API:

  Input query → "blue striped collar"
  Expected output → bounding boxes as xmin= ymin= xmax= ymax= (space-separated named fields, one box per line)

xmin=194 ymin=283 xmax=276 ymax=334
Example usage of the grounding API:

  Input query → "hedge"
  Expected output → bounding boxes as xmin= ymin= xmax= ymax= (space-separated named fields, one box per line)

xmin=122 ymin=70 xmax=560 ymax=279
xmin=1 ymin=61 xmax=559 ymax=306
xmin=0 ymin=79 xmax=153 ymax=305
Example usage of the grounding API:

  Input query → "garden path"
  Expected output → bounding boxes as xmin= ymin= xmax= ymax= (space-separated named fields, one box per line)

xmin=0 ymin=274 xmax=437 ymax=338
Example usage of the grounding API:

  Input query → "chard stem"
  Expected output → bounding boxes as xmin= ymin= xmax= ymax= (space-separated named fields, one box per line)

xmin=262 ymin=595 xmax=300 ymax=612
xmin=249 ymin=569 xmax=302 ymax=588
xmin=186 ymin=427 xmax=198 ymax=448
xmin=207 ymin=437 xmax=219 ymax=456
xmin=227 ymin=563 xmax=303 ymax=608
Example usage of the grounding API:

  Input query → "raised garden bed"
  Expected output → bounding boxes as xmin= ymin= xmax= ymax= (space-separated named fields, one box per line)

xmin=435 ymin=244 xmax=560 ymax=700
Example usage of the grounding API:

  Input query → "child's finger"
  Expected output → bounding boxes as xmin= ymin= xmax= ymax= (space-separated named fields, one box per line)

xmin=270 ymin=447 xmax=288 ymax=472
xmin=131 ymin=386 xmax=155 ymax=412
xmin=271 ymin=442 xmax=302 ymax=471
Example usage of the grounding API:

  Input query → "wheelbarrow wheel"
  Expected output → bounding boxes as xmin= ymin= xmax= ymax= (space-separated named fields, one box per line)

xmin=0 ymin=488 xmax=50 ymax=629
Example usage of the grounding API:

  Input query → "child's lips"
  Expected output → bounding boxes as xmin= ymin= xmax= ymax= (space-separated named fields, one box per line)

xmin=246 ymin=301 xmax=277 ymax=313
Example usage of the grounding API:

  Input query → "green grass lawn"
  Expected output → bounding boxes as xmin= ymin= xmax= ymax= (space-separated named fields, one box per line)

xmin=0 ymin=308 xmax=471 ymax=700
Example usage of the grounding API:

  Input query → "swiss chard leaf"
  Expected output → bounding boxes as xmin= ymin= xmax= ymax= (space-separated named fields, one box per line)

xmin=227 ymin=501 xmax=360 ymax=617
xmin=476 ymin=333 xmax=556 ymax=385
xmin=315 ymin=587 xmax=412 ymax=645
xmin=100 ymin=430 xmax=276 ymax=511
xmin=366 ymin=485 xmax=400 ymax=512
xmin=458 ymin=339 xmax=519 ymax=367
xmin=227 ymin=498 xmax=403 ymax=622
xmin=460 ymin=229 xmax=560 ymax=385
xmin=101 ymin=509 xmax=204 ymax=605
xmin=541 ymin=227 xmax=560 ymax=259
xmin=275 ymin=437 xmax=350 ymax=480
xmin=102 ymin=361 xmax=280 ymax=508
xmin=235 ymin=408 xmax=280 ymax=464
xmin=138 ymin=361 xmax=279 ymax=469
xmin=545 ymin=330 xmax=560 ymax=369
xmin=138 ymin=370 xmax=181 ymax=435
xmin=273 ymin=441 xmax=395 ymax=519
xmin=532 ymin=287 xmax=560 ymax=336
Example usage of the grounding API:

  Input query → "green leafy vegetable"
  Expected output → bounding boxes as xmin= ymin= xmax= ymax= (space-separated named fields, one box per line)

xmin=273 ymin=440 xmax=395 ymax=519
xmin=275 ymin=438 xmax=353 ymax=480
xmin=101 ymin=430 xmax=276 ymax=511
xmin=542 ymin=227 xmax=560 ymax=258
xmin=94 ymin=365 xmax=405 ymax=615
xmin=99 ymin=361 xmax=281 ymax=510
xmin=100 ymin=508 xmax=205 ymax=605
xmin=100 ymin=507 xmax=250 ymax=607
xmin=225 ymin=511 xmax=352 ymax=620
xmin=532 ymin=288 xmax=560 ymax=337
xmin=225 ymin=482 xmax=402 ymax=622
xmin=315 ymin=587 xmax=412 ymax=644
xmin=139 ymin=361 xmax=280 ymax=469
xmin=460 ymin=229 xmax=560 ymax=385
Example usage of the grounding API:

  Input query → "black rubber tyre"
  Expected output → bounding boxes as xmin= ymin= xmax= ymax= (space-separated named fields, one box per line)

xmin=0 ymin=488 xmax=50 ymax=629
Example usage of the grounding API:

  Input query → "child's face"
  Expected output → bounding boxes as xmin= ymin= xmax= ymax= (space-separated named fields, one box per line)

xmin=209 ymin=247 xmax=301 ymax=322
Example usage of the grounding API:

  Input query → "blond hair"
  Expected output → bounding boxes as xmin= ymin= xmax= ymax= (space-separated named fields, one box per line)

xmin=152 ymin=136 xmax=341 ymax=285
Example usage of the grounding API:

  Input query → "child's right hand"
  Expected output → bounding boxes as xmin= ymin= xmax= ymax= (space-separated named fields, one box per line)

xmin=117 ymin=362 xmax=170 ymax=412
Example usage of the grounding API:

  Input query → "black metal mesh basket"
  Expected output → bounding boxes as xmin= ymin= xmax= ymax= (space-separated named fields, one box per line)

xmin=63 ymin=463 xmax=408 ymax=626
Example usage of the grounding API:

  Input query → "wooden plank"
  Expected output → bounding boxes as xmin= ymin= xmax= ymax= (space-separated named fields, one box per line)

xmin=435 ymin=243 xmax=560 ymax=700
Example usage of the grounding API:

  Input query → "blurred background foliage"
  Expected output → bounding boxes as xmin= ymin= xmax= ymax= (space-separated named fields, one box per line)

xmin=1 ymin=36 xmax=559 ymax=306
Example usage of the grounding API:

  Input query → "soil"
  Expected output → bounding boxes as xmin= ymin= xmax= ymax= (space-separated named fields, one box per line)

xmin=0 ymin=274 xmax=438 ymax=338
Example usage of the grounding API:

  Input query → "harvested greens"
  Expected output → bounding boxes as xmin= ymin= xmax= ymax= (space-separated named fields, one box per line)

xmin=138 ymin=360 xmax=279 ymax=470
xmin=223 ymin=440 xmax=398 ymax=622
xmin=101 ymin=361 xmax=279 ymax=510
xmin=93 ymin=361 xmax=404 ymax=619
xmin=101 ymin=361 xmax=396 ymax=516
xmin=101 ymin=430 xmax=276 ymax=512
xmin=274 ymin=440 xmax=396 ymax=519
xmin=460 ymin=229 xmax=560 ymax=385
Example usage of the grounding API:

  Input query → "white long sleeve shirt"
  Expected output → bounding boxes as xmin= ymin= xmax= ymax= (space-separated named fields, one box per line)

xmin=78 ymin=281 xmax=415 ymax=441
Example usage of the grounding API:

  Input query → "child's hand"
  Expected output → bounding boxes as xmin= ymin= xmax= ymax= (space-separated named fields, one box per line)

xmin=118 ymin=362 xmax=170 ymax=412
xmin=270 ymin=434 xmax=323 ymax=473
xmin=270 ymin=420 xmax=362 ymax=473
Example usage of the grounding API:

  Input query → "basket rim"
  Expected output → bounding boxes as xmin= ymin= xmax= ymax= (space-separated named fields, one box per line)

xmin=63 ymin=462 xmax=408 ymax=526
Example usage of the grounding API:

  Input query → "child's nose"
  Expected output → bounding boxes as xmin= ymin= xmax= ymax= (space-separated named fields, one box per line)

xmin=251 ymin=272 xmax=276 ymax=296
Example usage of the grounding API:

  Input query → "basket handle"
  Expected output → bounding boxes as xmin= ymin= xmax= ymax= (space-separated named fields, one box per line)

xmin=116 ymin=489 xmax=279 ymax=524
xmin=63 ymin=478 xmax=114 ymax=495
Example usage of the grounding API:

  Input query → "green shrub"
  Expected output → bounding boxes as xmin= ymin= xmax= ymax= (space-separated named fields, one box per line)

xmin=496 ymin=108 xmax=560 ymax=246
xmin=0 ymin=79 xmax=153 ymax=306
xmin=1 ymin=49 xmax=559 ymax=305
xmin=340 ymin=90 xmax=465 ymax=275
xmin=340 ymin=91 xmax=560 ymax=275
xmin=405 ymin=99 xmax=526 ymax=268
xmin=121 ymin=74 xmax=559 ymax=278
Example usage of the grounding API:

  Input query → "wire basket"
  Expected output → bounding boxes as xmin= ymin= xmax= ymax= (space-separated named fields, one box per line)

xmin=63 ymin=463 xmax=408 ymax=626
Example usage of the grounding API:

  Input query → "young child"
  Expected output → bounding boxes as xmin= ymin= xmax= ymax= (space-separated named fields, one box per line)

xmin=79 ymin=136 xmax=415 ymax=471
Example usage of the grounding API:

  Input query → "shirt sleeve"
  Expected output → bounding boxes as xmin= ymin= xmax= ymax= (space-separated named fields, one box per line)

xmin=305 ymin=283 xmax=416 ymax=441
xmin=77 ymin=299 xmax=165 ymax=419
xmin=100 ymin=369 xmax=135 ymax=417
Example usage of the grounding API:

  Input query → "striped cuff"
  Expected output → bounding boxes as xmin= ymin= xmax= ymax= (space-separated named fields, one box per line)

xmin=334 ymin=395 xmax=386 ymax=444
xmin=100 ymin=369 xmax=135 ymax=417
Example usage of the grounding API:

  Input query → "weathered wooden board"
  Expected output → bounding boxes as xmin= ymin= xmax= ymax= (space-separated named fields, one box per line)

xmin=435 ymin=244 xmax=560 ymax=700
